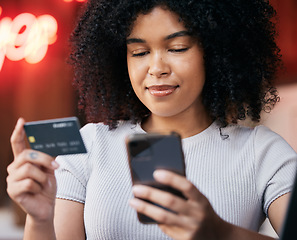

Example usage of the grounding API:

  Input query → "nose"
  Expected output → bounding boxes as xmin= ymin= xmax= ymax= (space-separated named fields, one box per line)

xmin=148 ymin=52 xmax=171 ymax=78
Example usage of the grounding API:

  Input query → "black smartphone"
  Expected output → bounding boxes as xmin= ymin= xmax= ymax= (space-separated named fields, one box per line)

xmin=126 ymin=132 xmax=186 ymax=224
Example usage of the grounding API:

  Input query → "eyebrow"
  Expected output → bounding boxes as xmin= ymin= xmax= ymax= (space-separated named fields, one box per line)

xmin=126 ymin=30 xmax=191 ymax=44
xmin=165 ymin=30 xmax=191 ymax=40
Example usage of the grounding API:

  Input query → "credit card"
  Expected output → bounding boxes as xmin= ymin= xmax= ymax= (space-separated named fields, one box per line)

xmin=24 ymin=117 xmax=87 ymax=157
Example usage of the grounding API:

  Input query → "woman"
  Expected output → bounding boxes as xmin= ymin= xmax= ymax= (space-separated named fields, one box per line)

xmin=7 ymin=0 xmax=297 ymax=239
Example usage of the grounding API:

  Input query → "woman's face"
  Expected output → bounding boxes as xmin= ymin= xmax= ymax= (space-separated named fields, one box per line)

xmin=126 ymin=6 xmax=205 ymax=119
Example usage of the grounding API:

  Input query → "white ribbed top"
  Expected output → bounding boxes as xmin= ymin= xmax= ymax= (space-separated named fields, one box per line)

xmin=55 ymin=121 xmax=297 ymax=240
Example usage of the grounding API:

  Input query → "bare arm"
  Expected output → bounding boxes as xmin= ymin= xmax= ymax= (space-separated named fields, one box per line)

xmin=24 ymin=215 xmax=56 ymax=240
xmin=268 ymin=193 xmax=291 ymax=234
xmin=54 ymin=199 xmax=85 ymax=239
xmin=23 ymin=198 xmax=85 ymax=240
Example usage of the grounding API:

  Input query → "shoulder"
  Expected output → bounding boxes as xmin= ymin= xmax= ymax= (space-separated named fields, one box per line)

xmin=219 ymin=123 xmax=297 ymax=159
xmin=221 ymin=123 xmax=288 ymax=145
xmin=251 ymin=125 xmax=296 ymax=155
xmin=79 ymin=121 xmax=140 ymax=149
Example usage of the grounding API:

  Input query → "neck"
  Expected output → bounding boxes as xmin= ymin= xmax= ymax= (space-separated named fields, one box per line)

xmin=142 ymin=107 xmax=212 ymax=139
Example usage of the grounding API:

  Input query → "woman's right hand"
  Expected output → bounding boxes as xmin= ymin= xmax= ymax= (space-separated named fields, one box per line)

xmin=6 ymin=118 xmax=59 ymax=222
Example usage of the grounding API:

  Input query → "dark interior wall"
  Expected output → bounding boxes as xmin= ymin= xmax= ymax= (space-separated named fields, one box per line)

xmin=0 ymin=0 xmax=85 ymax=205
xmin=270 ymin=0 xmax=297 ymax=84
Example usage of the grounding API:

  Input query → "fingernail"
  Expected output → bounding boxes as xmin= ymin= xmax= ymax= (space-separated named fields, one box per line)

xmin=29 ymin=152 xmax=38 ymax=159
xmin=129 ymin=198 xmax=141 ymax=209
xmin=132 ymin=185 xmax=145 ymax=195
xmin=17 ymin=118 xmax=24 ymax=126
xmin=51 ymin=161 xmax=59 ymax=169
xmin=153 ymin=169 xmax=167 ymax=181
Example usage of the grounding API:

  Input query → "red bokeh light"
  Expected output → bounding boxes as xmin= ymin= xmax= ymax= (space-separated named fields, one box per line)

xmin=63 ymin=0 xmax=86 ymax=2
xmin=0 ymin=12 xmax=58 ymax=71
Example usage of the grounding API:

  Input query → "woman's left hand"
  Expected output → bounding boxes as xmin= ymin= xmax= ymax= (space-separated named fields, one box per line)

xmin=129 ymin=169 xmax=230 ymax=240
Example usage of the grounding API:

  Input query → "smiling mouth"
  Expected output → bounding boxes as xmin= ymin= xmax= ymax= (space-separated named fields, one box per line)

xmin=146 ymin=85 xmax=179 ymax=97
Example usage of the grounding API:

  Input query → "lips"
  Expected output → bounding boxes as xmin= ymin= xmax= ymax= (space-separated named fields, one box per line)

xmin=146 ymin=85 xmax=179 ymax=97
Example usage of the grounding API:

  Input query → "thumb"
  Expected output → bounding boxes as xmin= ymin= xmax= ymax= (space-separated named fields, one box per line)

xmin=10 ymin=118 xmax=26 ymax=157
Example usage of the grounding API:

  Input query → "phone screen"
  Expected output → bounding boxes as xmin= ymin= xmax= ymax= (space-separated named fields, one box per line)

xmin=126 ymin=132 xmax=186 ymax=223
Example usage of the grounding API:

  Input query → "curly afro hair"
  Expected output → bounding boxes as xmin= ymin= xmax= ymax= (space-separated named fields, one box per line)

xmin=69 ymin=0 xmax=281 ymax=129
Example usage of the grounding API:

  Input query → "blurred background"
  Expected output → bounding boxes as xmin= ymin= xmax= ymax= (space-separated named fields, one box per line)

xmin=0 ymin=0 xmax=85 ymax=239
xmin=0 ymin=0 xmax=296 ymax=239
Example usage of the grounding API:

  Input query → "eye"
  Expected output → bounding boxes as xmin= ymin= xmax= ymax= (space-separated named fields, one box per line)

xmin=168 ymin=48 xmax=189 ymax=53
xmin=131 ymin=51 xmax=150 ymax=57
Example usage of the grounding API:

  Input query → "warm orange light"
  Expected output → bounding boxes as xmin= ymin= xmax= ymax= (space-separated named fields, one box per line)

xmin=0 ymin=12 xmax=58 ymax=71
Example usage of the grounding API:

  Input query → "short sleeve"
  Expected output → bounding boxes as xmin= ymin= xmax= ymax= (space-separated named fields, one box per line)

xmin=254 ymin=126 xmax=297 ymax=216
xmin=55 ymin=123 xmax=96 ymax=203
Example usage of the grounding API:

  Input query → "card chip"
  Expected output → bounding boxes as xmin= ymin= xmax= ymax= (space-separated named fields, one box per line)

xmin=28 ymin=136 xmax=36 ymax=143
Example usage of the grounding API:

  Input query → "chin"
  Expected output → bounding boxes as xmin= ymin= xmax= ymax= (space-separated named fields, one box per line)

xmin=149 ymin=110 xmax=181 ymax=118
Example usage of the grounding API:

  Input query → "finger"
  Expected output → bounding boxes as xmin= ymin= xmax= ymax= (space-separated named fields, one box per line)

xmin=9 ymin=162 xmax=48 ymax=186
xmin=129 ymin=197 xmax=192 ymax=227
xmin=153 ymin=170 xmax=204 ymax=202
xmin=10 ymin=118 xmax=26 ymax=157
xmin=7 ymin=178 xmax=43 ymax=198
xmin=132 ymin=185 xmax=186 ymax=212
xmin=132 ymin=184 xmax=203 ymax=217
xmin=8 ymin=149 xmax=59 ymax=174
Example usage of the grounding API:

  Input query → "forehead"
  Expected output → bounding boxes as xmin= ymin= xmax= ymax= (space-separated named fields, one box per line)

xmin=128 ymin=6 xmax=186 ymax=37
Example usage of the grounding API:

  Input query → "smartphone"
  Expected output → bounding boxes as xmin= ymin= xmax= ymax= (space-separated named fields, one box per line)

xmin=126 ymin=132 xmax=186 ymax=224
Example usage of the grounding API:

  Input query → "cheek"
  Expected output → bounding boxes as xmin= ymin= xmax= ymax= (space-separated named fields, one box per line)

xmin=127 ymin=61 xmax=146 ymax=100
xmin=174 ymin=58 xmax=205 ymax=84
xmin=189 ymin=54 xmax=205 ymax=80
xmin=174 ymin=58 xmax=206 ymax=100
xmin=127 ymin=60 xmax=146 ymax=85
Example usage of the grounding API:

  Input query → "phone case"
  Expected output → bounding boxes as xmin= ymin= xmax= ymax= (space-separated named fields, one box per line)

xmin=126 ymin=132 xmax=186 ymax=223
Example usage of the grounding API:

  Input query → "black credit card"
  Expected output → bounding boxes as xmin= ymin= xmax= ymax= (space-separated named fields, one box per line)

xmin=24 ymin=117 xmax=87 ymax=157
